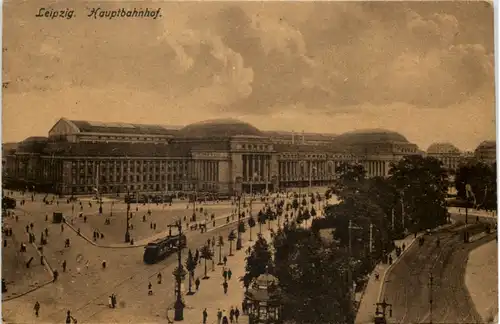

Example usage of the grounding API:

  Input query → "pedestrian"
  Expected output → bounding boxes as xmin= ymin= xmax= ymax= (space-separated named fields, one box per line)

xmin=228 ymin=269 xmax=232 ymax=280
xmin=223 ymin=269 xmax=228 ymax=281
xmin=157 ymin=272 xmax=162 ymax=284
xmin=45 ymin=213 xmax=48 ymax=222
xmin=111 ymin=294 xmax=117 ymax=308
xmin=217 ymin=309 xmax=222 ymax=324
xmin=61 ymin=223 xmax=64 ymax=232
xmin=202 ymin=308 xmax=208 ymax=324
xmin=235 ymin=307 xmax=240 ymax=322
xmin=62 ymin=260 xmax=67 ymax=272
xmin=84 ymin=215 xmax=87 ymax=223
xmin=66 ymin=310 xmax=72 ymax=324
xmin=34 ymin=301 xmax=40 ymax=317
xmin=45 ymin=228 xmax=49 ymax=237
xmin=222 ymin=315 xmax=229 ymax=324
xmin=230 ymin=307 xmax=235 ymax=323
xmin=241 ymin=300 xmax=246 ymax=314
xmin=108 ymin=295 xmax=113 ymax=308
xmin=223 ymin=281 xmax=228 ymax=294
xmin=53 ymin=269 xmax=59 ymax=282
xmin=30 ymin=223 xmax=34 ymax=230
xmin=223 ymin=256 xmax=227 ymax=266
xmin=25 ymin=225 xmax=29 ymax=233
xmin=148 ymin=282 xmax=153 ymax=295
xmin=102 ymin=260 xmax=106 ymax=269
xmin=195 ymin=277 xmax=200 ymax=290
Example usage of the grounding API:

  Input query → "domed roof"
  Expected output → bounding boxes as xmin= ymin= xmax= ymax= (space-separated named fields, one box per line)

xmin=178 ymin=119 xmax=263 ymax=138
xmin=427 ymin=142 xmax=460 ymax=154
xmin=22 ymin=136 xmax=48 ymax=143
xmin=332 ymin=129 xmax=408 ymax=146
xmin=476 ymin=140 xmax=496 ymax=151
xmin=17 ymin=137 xmax=48 ymax=153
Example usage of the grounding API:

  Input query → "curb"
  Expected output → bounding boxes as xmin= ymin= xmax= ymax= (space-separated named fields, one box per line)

xmin=377 ymin=233 xmax=421 ymax=302
xmin=376 ymin=222 xmax=457 ymax=303
xmin=62 ymin=213 xmax=247 ymax=249
xmin=2 ymin=279 xmax=53 ymax=302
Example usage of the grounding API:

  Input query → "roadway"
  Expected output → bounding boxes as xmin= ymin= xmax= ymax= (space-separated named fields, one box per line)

xmin=382 ymin=223 xmax=495 ymax=324
xmin=1 ymin=192 xmax=303 ymax=323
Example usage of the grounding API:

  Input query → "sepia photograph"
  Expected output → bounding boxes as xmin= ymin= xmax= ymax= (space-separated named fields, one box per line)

xmin=1 ymin=1 xmax=497 ymax=323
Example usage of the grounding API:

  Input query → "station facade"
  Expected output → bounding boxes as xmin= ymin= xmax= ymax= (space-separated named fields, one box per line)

xmin=4 ymin=117 xmax=428 ymax=196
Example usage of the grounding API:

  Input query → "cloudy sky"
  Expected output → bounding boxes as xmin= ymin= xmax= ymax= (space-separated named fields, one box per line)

xmin=2 ymin=0 xmax=495 ymax=151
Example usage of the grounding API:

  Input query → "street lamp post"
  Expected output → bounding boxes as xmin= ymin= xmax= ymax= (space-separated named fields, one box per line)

xmin=265 ymin=157 xmax=270 ymax=195
xmin=299 ymin=161 xmax=305 ymax=197
xmin=236 ymin=195 xmax=242 ymax=250
xmin=168 ymin=221 xmax=185 ymax=321
xmin=310 ymin=165 xmax=316 ymax=197
xmin=348 ymin=220 xmax=362 ymax=304
xmin=125 ymin=203 xmax=131 ymax=243
xmin=429 ymin=273 xmax=434 ymax=324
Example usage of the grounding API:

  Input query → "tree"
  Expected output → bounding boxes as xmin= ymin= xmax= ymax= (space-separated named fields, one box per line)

xmin=228 ymin=230 xmax=236 ymax=256
xmin=331 ymin=162 xmax=367 ymax=200
xmin=296 ymin=209 xmax=303 ymax=225
xmin=257 ymin=210 xmax=266 ymax=234
xmin=248 ymin=216 xmax=256 ymax=241
xmin=455 ymin=160 xmax=497 ymax=211
xmin=238 ymin=221 xmax=246 ymax=234
xmin=272 ymin=225 xmax=355 ymax=324
xmin=217 ymin=235 xmax=224 ymax=265
xmin=310 ymin=206 xmax=317 ymax=218
xmin=199 ymin=245 xmax=213 ymax=280
xmin=389 ymin=155 xmax=449 ymax=231
xmin=242 ymin=233 xmax=273 ymax=287
xmin=185 ymin=249 xmax=197 ymax=294
xmin=302 ymin=209 xmax=311 ymax=226
xmin=301 ymin=198 xmax=308 ymax=207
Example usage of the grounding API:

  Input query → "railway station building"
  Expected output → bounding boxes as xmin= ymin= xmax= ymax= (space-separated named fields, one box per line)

xmin=3 ymin=117 xmax=421 ymax=196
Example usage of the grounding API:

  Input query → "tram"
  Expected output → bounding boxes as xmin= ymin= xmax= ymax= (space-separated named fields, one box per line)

xmin=143 ymin=234 xmax=187 ymax=264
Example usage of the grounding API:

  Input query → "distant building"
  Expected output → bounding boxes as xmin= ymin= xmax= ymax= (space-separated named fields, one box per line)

xmin=4 ymin=118 xmax=420 ymax=195
xmin=426 ymin=142 xmax=462 ymax=171
xmin=474 ymin=140 xmax=496 ymax=165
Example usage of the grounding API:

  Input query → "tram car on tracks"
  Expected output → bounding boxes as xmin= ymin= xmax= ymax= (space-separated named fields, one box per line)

xmin=143 ymin=234 xmax=187 ymax=264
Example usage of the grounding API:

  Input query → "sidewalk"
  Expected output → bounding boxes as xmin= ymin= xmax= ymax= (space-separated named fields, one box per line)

xmin=448 ymin=207 xmax=497 ymax=218
xmin=465 ymin=239 xmax=498 ymax=323
xmin=2 ymin=214 xmax=54 ymax=301
xmin=355 ymin=233 xmax=421 ymax=324
xmin=355 ymin=222 xmax=459 ymax=324
xmin=179 ymin=218 xmax=278 ymax=324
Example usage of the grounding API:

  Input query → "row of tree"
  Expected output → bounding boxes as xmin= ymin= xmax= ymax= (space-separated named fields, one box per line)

xmin=242 ymin=155 xmax=466 ymax=323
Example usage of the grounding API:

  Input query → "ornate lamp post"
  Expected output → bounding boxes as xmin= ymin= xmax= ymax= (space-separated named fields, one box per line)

xmin=168 ymin=221 xmax=185 ymax=321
